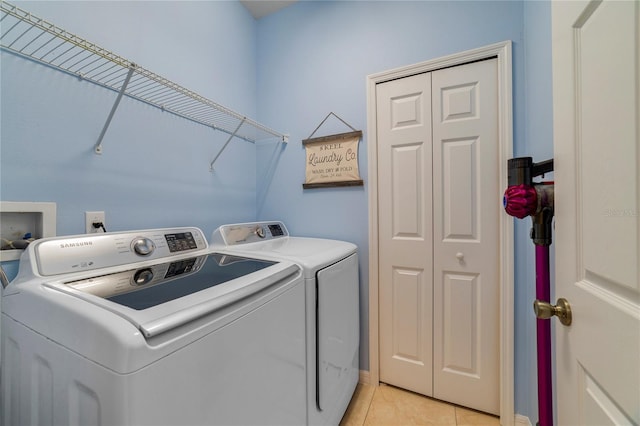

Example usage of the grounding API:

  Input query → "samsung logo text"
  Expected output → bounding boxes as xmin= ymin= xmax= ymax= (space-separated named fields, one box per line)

xmin=59 ymin=242 xmax=93 ymax=249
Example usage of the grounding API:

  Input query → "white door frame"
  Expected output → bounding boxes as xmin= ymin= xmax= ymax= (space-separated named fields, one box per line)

xmin=366 ymin=41 xmax=514 ymax=424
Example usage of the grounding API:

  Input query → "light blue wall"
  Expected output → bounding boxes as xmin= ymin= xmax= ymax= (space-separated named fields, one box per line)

xmin=1 ymin=0 xmax=555 ymax=422
xmin=1 ymin=1 xmax=259 ymax=277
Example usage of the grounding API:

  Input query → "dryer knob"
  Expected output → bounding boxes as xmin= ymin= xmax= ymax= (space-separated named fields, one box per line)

xmin=132 ymin=237 xmax=155 ymax=256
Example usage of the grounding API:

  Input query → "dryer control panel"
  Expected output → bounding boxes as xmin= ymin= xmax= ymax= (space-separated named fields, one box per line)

xmin=32 ymin=227 xmax=208 ymax=276
xmin=211 ymin=221 xmax=289 ymax=246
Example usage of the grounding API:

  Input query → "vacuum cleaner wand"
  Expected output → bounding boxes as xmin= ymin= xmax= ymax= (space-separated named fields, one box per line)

xmin=503 ymin=156 xmax=556 ymax=426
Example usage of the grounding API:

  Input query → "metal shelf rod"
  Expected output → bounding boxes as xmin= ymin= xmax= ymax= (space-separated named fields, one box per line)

xmin=210 ymin=118 xmax=246 ymax=171
xmin=94 ymin=65 xmax=136 ymax=154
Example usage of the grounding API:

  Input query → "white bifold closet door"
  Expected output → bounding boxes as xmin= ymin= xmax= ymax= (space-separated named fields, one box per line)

xmin=377 ymin=58 xmax=499 ymax=415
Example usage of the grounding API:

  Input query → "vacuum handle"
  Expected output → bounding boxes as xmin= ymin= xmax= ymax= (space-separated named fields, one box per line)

xmin=507 ymin=157 xmax=554 ymax=186
xmin=532 ymin=159 xmax=554 ymax=177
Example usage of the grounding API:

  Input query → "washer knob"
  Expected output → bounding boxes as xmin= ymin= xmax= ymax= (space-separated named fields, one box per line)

xmin=133 ymin=268 xmax=154 ymax=285
xmin=132 ymin=237 xmax=155 ymax=256
xmin=255 ymin=226 xmax=266 ymax=239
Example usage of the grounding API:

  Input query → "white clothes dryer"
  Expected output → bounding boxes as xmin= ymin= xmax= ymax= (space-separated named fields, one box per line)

xmin=211 ymin=221 xmax=359 ymax=426
xmin=1 ymin=227 xmax=307 ymax=426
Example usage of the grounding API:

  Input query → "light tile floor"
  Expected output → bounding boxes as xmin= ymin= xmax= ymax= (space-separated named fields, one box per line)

xmin=340 ymin=383 xmax=500 ymax=426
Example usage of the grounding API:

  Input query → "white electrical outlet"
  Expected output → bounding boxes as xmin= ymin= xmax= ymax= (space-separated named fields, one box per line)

xmin=85 ymin=211 xmax=106 ymax=233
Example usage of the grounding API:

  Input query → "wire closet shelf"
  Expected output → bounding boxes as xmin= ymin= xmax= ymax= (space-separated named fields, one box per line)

xmin=0 ymin=1 xmax=287 ymax=165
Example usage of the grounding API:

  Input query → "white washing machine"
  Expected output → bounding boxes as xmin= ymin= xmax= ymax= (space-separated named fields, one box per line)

xmin=211 ymin=221 xmax=359 ymax=426
xmin=1 ymin=227 xmax=307 ymax=426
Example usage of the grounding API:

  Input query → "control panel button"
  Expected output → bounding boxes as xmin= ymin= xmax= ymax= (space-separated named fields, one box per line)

xmin=133 ymin=268 xmax=154 ymax=285
xmin=132 ymin=237 xmax=155 ymax=256
xmin=255 ymin=226 xmax=266 ymax=239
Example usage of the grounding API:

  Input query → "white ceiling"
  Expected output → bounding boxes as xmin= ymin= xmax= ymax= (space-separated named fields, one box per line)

xmin=240 ymin=0 xmax=297 ymax=19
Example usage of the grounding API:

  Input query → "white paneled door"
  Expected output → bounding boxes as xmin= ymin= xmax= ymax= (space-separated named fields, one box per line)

xmin=552 ymin=1 xmax=640 ymax=425
xmin=377 ymin=71 xmax=434 ymax=397
xmin=377 ymin=58 xmax=499 ymax=415
xmin=432 ymin=59 xmax=499 ymax=414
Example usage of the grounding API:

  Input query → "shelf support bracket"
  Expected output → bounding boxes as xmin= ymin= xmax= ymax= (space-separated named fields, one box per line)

xmin=210 ymin=118 xmax=246 ymax=171
xmin=94 ymin=64 xmax=136 ymax=154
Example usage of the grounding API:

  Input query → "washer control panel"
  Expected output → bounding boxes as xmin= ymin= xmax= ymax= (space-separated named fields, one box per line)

xmin=33 ymin=227 xmax=208 ymax=276
xmin=165 ymin=232 xmax=199 ymax=252
xmin=212 ymin=221 xmax=289 ymax=246
xmin=64 ymin=255 xmax=207 ymax=299
xmin=132 ymin=237 xmax=156 ymax=256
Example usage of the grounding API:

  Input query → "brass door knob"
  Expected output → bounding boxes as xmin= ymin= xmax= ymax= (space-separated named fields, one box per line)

xmin=533 ymin=298 xmax=572 ymax=326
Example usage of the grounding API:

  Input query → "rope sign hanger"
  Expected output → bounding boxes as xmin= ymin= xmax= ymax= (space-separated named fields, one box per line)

xmin=304 ymin=112 xmax=361 ymax=141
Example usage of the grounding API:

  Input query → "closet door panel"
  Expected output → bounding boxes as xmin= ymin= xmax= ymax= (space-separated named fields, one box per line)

xmin=377 ymin=72 xmax=433 ymax=397
xmin=432 ymin=58 xmax=500 ymax=415
xmin=442 ymin=138 xmax=478 ymax=239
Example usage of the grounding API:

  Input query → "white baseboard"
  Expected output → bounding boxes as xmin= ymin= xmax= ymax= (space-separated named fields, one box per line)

xmin=514 ymin=414 xmax=533 ymax=426
xmin=358 ymin=369 xmax=371 ymax=385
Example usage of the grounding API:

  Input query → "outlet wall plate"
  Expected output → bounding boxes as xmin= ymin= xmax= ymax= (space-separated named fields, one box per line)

xmin=85 ymin=211 xmax=105 ymax=233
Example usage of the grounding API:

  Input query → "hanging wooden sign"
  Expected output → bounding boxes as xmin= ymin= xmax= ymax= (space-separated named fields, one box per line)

xmin=302 ymin=130 xmax=363 ymax=189
xmin=302 ymin=112 xmax=364 ymax=189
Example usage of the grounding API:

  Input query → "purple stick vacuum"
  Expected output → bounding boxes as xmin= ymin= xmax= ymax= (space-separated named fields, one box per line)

xmin=503 ymin=157 xmax=555 ymax=426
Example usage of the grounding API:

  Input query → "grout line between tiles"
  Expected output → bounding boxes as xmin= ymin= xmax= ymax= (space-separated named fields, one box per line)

xmin=361 ymin=384 xmax=377 ymax=425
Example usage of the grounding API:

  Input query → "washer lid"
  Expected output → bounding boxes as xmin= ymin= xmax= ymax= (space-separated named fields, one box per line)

xmin=44 ymin=253 xmax=300 ymax=338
